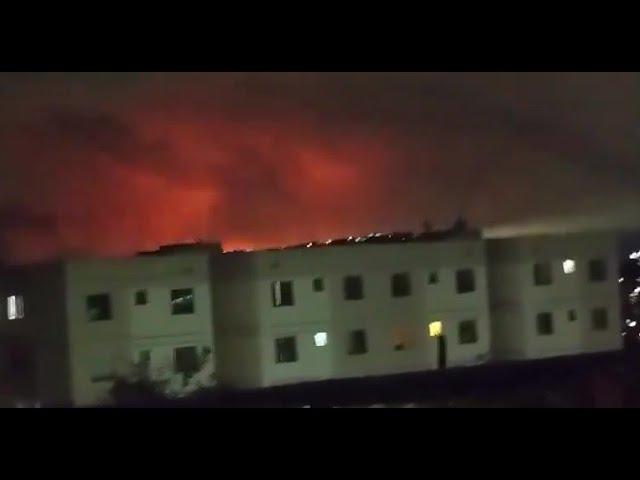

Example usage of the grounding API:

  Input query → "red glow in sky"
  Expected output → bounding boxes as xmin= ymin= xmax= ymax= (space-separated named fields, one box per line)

xmin=0 ymin=73 xmax=638 ymax=263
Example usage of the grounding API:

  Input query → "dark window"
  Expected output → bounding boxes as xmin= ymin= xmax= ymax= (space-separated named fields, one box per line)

xmin=344 ymin=275 xmax=364 ymax=300
xmin=348 ymin=329 xmax=368 ymax=355
xmin=391 ymin=273 xmax=411 ymax=297
xmin=394 ymin=343 xmax=406 ymax=351
xmin=592 ymin=308 xmax=608 ymax=331
xmin=312 ymin=277 xmax=325 ymax=292
xmin=171 ymin=288 xmax=195 ymax=315
xmin=275 ymin=337 xmax=298 ymax=363
xmin=568 ymin=309 xmax=577 ymax=322
xmin=139 ymin=350 xmax=151 ymax=364
xmin=202 ymin=346 xmax=212 ymax=357
xmin=428 ymin=271 xmax=439 ymax=285
xmin=589 ymin=259 xmax=607 ymax=282
xmin=174 ymin=346 xmax=199 ymax=376
xmin=536 ymin=312 xmax=554 ymax=335
xmin=87 ymin=294 xmax=112 ymax=322
xmin=534 ymin=262 xmax=553 ymax=286
xmin=272 ymin=281 xmax=294 ymax=307
xmin=135 ymin=289 xmax=148 ymax=305
xmin=456 ymin=269 xmax=476 ymax=294
xmin=458 ymin=320 xmax=478 ymax=344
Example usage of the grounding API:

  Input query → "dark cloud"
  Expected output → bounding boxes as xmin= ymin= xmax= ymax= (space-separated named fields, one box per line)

xmin=0 ymin=72 xmax=638 ymax=263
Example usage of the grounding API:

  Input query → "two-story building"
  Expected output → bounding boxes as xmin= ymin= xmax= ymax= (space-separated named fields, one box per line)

xmin=0 ymin=244 xmax=217 ymax=406
xmin=212 ymin=232 xmax=492 ymax=389
xmin=486 ymin=231 xmax=622 ymax=360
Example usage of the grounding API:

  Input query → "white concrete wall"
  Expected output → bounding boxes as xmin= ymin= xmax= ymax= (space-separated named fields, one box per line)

xmin=213 ymin=240 xmax=491 ymax=388
xmin=487 ymin=232 xmax=622 ymax=361
xmin=64 ymin=252 xmax=215 ymax=406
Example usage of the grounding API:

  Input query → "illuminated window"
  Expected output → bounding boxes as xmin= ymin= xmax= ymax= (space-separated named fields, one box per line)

xmin=456 ymin=269 xmax=475 ymax=294
xmin=343 ymin=275 xmax=364 ymax=300
xmin=314 ymin=332 xmax=328 ymax=347
xmin=348 ymin=330 xmax=368 ymax=355
xmin=589 ymin=259 xmax=607 ymax=282
xmin=312 ymin=277 xmax=325 ymax=292
xmin=458 ymin=320 xmax=478 ymax=344
xmin=272 ymin=281 xmax=294 ymax=307
xmin=391 ymin=272 xmax=411 ymax=297
xmin=7 ymin=295 xmax=24 ymax=320
xmin=536 ymin=312 xmax=554 ymax=335
xmin=562 ymin=259 xmax=576 ymax=274
xmin=592 ymin=308 xmax=608 ymax=331
xmin=275 ymin=336 xmax=298 ymax=363
xmin=86 ymin=294 xmax=112 ymax=322
xmin=171 ymin=288 xmax=195 ymax=315
xmin=534 ymin=262 xmax=553 ymax=286
xmin=134 ymin=289 xmax=148 ymax=305
xmin=428 ymin=321 xmax=442 ymax=337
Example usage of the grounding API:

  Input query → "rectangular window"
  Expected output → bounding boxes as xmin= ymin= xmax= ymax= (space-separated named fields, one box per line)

xmin=87 ymin=294 xmax=112 ymax=322
xmin=348 ymin=329 xmax=368 ymax=355
xmin=138 ymin=350 xmax=151 ymax=365
xmin=391 ymin=272 xmax=411 ymax=297
xmin=174 ymin=346 xmax=199 ymax=376
xmin=7 ymin=295 xmax=24 ymax=320
xmin=135 ymin=289 xmax=148 ymax=306
xmin=458 ymin=320 xmax=478 ymax=344
xmin=275 ymin=336 xmax=298 ymax=363
xmin=344 ymin=275 xmax=364 ymax=300
xmin=272 ymin=281 xmax=294 ymax=307
xmin=589 ymin=259 xmax=607 ymax=282
xmin=428 ymin=271 xmax=439 ymax=285
xmin=592 ymin=308 xmax=608 ymax=331
xmin=568 ymin=309 xmax=577 ymax=322
xmin=312 ymin=277 xmax=325 ymax=292
xmin=536 ymin=312 xmax=554 ymax=335
xmin=314 ymin=332 xmax=328 ymax=347
xmin=534 ymin=262 xmax=553 ymax=286
xmin=171 ymin=288 xmax=195 ymax=315
xmin=456 ymin=269 xmax=476 ymax=294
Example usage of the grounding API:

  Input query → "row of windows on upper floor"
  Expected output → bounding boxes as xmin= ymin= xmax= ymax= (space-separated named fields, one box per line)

xmin=87 ymin=288 xmax=195 ymax=322
xmin=272 ymin=258 xmax=610 ymax=307
xmin=3 ymin=289 xmax=198 ymax=322
xmin=274 ymin=319 xmax=480 ymax=363
xmin=534 ymin=258 xmax=608 ymax=285
xmin=272 ymin=269 xmax=477 ymax=307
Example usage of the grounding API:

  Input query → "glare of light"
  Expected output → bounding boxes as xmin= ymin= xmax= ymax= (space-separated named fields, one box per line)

xmin=314 ymin=332 xmax=328 ymax=347
xmin=619 ymin=277 xmax=624 ymax=283
xmin=347 ymin=236 xmax=353 ymax=241
xmin=562 ymin=259 xmax=576 ymax=274
xmin=630 ymin=251 xmax=640 ymax=260
xmin=626 ymin=318 xmax=632 ymax=325
xmin=7 ymin=295 xmax=23 ymax=320
xmin=428 ymin=321 xmax=442 ymax=337
xmin=622 ymin=332 xmax=627 ymax=336
xmin=630 ymin=321 xmax=637 ymax=327
xmin=325 ymin=239 xmax=333 ymax=245
xmin=306 ymin=243 xmax=313 ymax=248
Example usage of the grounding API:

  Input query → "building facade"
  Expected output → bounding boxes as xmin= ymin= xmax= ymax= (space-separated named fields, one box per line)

xmin=0 ymin=247 xmax=216 ymax=406
xmin=0 ymin=231 xmax=625 ymax=406
xmin=212 ymin=237 xmax=492 ymax=389
xmin=487 ymin=231 xmax=622 ymax=360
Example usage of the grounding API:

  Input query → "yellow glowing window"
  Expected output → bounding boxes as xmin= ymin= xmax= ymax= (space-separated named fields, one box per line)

xmin=428 ymin=321 xmax=442 ymax=337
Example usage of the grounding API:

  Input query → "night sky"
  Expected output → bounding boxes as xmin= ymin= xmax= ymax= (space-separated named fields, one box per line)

xmin=0 ymin=72 xmax=638 ymax=264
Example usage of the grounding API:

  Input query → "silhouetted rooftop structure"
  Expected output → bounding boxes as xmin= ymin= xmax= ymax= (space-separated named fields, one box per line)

xmin=138 ymin=242 xmax=223 ymax=256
